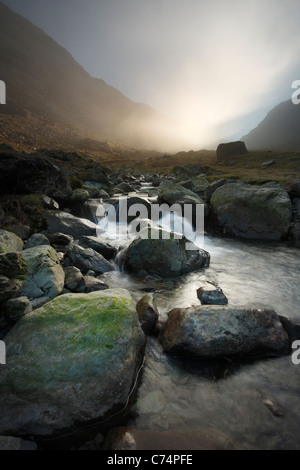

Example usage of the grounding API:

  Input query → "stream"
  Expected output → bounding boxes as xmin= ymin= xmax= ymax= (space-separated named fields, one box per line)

xmin=97 ymin=188 xmax=300 ymax=450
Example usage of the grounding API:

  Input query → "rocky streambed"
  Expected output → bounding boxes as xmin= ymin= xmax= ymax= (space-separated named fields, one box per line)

xmin=0 ymin=152 xmax=299 ymax=450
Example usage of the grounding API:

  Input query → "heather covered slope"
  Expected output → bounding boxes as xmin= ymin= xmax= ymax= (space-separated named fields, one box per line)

xmin=242 ymin=100 xmax=300 ymax=151
xmin=0 ymin=2 xmax=183 ymax=151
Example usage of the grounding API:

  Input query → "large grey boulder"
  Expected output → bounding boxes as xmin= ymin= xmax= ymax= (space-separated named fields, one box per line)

xmin=65 ymin=245 xmax=114 ymax=275
xmin=0 ymin=289 xmax=145 ymax=440
xmin=160 ymin=305 xmax=290 ymax=359
xmin=0 ymin=230 xmax=23 ymax=254
xmin=78 ymin=236 xmax=117 ymax=260
xmin=210 ymin=183 xmax=292 ymax=240
xmin=18 ymin=245 xmax=65 ymax=301
xmin=45 ymin=211 xmax=98 ymax=238
xmin=124 ymin=227 xmax=210 ymax=277
xmin=216 ymin=141 xmax=248 ymax=161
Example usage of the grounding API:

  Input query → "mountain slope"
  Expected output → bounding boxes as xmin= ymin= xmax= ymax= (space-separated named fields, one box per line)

xmin=0 ymin=1 xmax=183 ymax=151
xmin=242 ymin=100 xmax=300 ymax=151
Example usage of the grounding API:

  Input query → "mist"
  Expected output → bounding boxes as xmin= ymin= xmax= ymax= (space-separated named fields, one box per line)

xmin=2 ymin=0 xmax=300 ymax=149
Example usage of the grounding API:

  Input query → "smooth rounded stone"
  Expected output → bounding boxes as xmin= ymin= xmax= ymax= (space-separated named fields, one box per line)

xmin=65 ymin=244 xmax=114 ymax=275
xmin=197 ymin=286 xmax=228 ymax=305
xmin=45 ymin=210 xmax=98 ymax=238
xmin=102 ymin=427 xmax=242 ymax=450
xmin=124 ymin=227 xmax=210 ymax=278
xmin=18 ymin=245 xmax=65 ymax=301
xmin=136 ymin=294 xmax=159 ymax=335
xmin=82 ymin=276 xmax=109 ymax=293
xmin=25 ymin=233 xmax=50 ymax=249
xmin=0 ymin=436 xmax=37 ymax=450
xmin=0 ymin=229 xmax=23 ymax=254
xmin=210 ymin=183 xmax=292 ymax=241
xmin=0 ymin=289 xmax=146 ymax=439
xmin=64 ymin=266 xmax=84 ymax=292
xmin=160 ymin=305 xmax=290 ymax=359
xmin=78 ymin=236 xmax=117 ymax=260
xmin=0 ymin=252 xmax=27 ymax=302
xmin=115 ymin=182 xmax=135 ymax=193
xmin=70 ymin=189 xmax=90 ymax=203
xmin=4 ymin=296 xmax=32 ymax=322
xmin=261 ymin=159 xmax=276 ymax=169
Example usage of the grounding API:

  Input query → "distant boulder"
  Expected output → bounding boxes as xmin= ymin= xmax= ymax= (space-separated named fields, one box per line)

xmin=216 ymin=141 xmax=248 ymax=162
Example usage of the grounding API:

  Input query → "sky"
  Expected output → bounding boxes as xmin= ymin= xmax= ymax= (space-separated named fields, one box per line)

xmin=2 ymin=0 xmax=300 ymax=147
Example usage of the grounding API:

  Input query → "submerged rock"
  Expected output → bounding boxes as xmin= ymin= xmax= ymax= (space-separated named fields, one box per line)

xmin=136 ymin=294 xmax=159 ymax=335
xmin=0 ymin=289 xmax=145 ymax=440
xmin=102 ymin=427 xmax=242 ymax=450
xmin=160 ymin=305 xmax=290 ymax=359
xmin=124 ymin=227 xmax=210 ymax=278
xmin=197 ymin=286 xmax=228 ymax=305
xmin=210 ymin=183 xmax=292 ymax=240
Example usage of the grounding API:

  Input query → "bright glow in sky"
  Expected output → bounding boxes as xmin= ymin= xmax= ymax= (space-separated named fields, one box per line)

xmin=2 ymin=0 xmax=300 ymax=147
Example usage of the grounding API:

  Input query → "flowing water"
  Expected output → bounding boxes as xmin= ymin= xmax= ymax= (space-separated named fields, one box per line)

xmin=98 ymin=193 xmax=300 ymax=450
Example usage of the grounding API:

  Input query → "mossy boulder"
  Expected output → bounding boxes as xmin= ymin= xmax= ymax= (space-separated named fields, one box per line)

xmin=210 ymin=183 xmax=292 ymax=240
xmin=0 ymin=289 xmax=145 ymax=440
xmin=158 ymin=183 xmax=203 ymax=206
xmin=0 ymin=230 xmax=23 ymax=254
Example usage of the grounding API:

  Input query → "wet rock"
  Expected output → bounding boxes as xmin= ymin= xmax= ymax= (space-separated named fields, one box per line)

xmin=0 ymin=436 xmax=37 ymax=450
xmin=124 ymin=227 xmax=210 ymax=278
xmin=4 ymin=296 xmax=32 ymax=322
xmin=78 ymin=236 xmax=117 ymax=260
xmin=0 ymin=289 xmax=145 ymax=440
xmin=279 ymin=316 xmax=300 ymax=344
xmin=18 ymin=245 xmax=65 ymax=302
xmin=0 ymin=230 xmax=23 ymax=254
xmin=160 ymin=305 xmax=290 ymax=359
xmin=0 ymin=252 xmax=27 ymax=302
xmin=210 ymin=183 xmax=292 ymax=240
xmin=45 ymin=210 xmax=98 ymax=238
xmin=65 ymin=245 xmax=114 ymax=275
xmin=158 ymin=183 xmax=204 ymax=206
xmin=136 ymin=294 xmax=159 ymax=335
xmin=216 ymin=141 xmax=248 ymax=161
xmin=64 ymin=266 xmax=84 ymax=292
xmin=197 ymin=286 xmax=228 ymax=305
xmin=204 ymin=179 xmax=227 ymax=203
xmin=25 ymin=233 xmax=50 ymax=249
xmin=82 ymin=276 xmax=109 ymax=293
xmin=102 ymin=427 xmax=242 ymax=450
